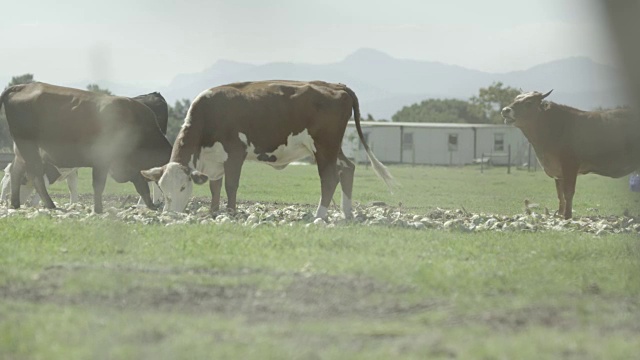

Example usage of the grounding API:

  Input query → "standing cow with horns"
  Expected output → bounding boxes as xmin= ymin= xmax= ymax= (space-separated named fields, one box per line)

xmin=502 ymin=89 xmax=640 ymax=219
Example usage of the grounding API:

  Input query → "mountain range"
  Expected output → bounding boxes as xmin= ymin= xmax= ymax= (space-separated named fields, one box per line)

xmin=21 ymin=48 xmax=632 ymax=119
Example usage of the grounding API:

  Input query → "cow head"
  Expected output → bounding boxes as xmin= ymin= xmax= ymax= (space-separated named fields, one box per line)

xmin=141 ymin=162 xmax=208 ymax=212
xmin=501 ymin=90 xmax=553 ymax=126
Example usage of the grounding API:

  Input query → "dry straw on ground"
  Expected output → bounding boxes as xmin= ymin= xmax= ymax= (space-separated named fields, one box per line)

xmin=1 ymin=197 xmax=638 ymax=236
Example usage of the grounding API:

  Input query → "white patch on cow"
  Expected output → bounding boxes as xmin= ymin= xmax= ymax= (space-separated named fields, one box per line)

xmin=182 ymin=89 xmax=213 ymax=128
xmin=337 ymin=158 xmax=349 ymax=168
xmin=196 ymin=142 xmax=228 ymax=181
xmin=157 ymin=162 xmax=193 ymax=212
xmin=238 ymin=133 xmax=249 ymax=146
xmin=315 ymin=204 xmax=328 ymax=219
xmin=239 ymin=129 xmax=316 ymax=168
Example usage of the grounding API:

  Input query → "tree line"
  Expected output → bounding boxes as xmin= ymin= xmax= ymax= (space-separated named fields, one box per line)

xmin=0 ymin=74 xmax=522 ymax=151
xmin=389 ymin=82 xmax=520 ymax=124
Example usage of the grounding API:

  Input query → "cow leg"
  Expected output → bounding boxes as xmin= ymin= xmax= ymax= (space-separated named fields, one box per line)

xmin=67 ymin=169 xmax=79 ymax=203
xmin=13 ymin=142 xmax=55 ymax=209
xmin=223 ymin=150 xmax=246 ymax=211
xmin=337 ymin=151 xmax=355 ymax=219
xmin=9 ymin=159 xmax=27 ymax=208
xmin=91 ymin=166 xmax=109 ymax=214
xmin=315 ymin=149 xmax=340 ymax=219
xmin=1 ymin=165 xmax=11 ymax=204
xmin=209 ymin=178 xmax=223 ymax=213
xmin=132 ymin=174 xmax=158 ymax=211
xmin=554 ymin=179 xmax=565 ymax=217
xmin=561 ymin=170 xmax=578 ymax=220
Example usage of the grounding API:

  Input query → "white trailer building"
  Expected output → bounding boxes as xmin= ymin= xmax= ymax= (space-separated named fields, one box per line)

xmin=342 ymin=121 xmax=533 ymax=166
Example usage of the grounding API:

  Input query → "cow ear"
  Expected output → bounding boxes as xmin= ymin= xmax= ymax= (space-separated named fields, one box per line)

xmin=141 ymin=166 xmax=164 ymax=181
xmin=539 ymin=101 xmax=551 ymax=111
xmin=190 ymin=170 xmax=208 ymax=185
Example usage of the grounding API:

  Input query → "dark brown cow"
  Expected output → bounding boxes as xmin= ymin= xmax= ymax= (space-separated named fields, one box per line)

xmin=132 ymin=92 xmax=169 ymax=135
xmin=0 ymin=82 xmax=172 ymax=213
xmin=501 ymin=90 xmax=640 ymax=219
xmin=2 ymin=91 xmax=169 ymax=207
xmin=141 ymin=80 xmax=393 ymax=219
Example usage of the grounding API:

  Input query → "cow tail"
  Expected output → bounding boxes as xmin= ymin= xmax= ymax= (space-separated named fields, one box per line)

xmin=0 ymin=85 xmax=23 ymax=113
xmin=343 ymin=85 xmax=395 ymax=191
xmin=0 ymin=87 xmax=11 ymax=113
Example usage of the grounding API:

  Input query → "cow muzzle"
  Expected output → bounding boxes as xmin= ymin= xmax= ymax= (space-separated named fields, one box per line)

xmin=501 ymin=107 xmax=516 ymax=124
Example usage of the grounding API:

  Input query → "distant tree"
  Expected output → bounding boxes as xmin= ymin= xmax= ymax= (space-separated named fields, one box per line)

xmin=1 ymin=74 xmax=37 ymax=150
xmin=86 ymin=83 xmax=112 ymax=95
xmin=392 ymin=98 xmax=487 ymax=123
xmin=6 ymin=73 xmax=35 ymax=89
xmin=470 ymin=82 xmax=521 ymax=124
xmin=166 ymin=99 xmax=191 ymax=143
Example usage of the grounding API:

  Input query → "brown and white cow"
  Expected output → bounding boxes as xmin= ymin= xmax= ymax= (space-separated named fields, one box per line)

xmin=0 ymin=82 xmax=172 ymax=213
xmin=141 ymin=80 xmax=393 ymax=219
xmin=502 ymin=90 xmax=640 ymax=219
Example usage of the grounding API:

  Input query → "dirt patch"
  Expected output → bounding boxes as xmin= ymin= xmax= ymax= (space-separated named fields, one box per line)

xmin=0 ymin=264 xmax=438 ymax=322
xmin=475 ymin=306 xmax=576 ymax=331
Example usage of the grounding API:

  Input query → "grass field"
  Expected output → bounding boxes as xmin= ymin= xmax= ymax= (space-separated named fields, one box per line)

xmin=1 ymin=163 xmax=639 ymax=359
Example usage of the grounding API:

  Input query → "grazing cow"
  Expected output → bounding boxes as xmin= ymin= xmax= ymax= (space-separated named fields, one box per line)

xmin=0 ymin=82 xmax=172 ymax=213
xmin=501 ymin=90 xmax=640 ymax=219
xmin=1 ymin=91 xmax=168 ymax=207
xmin=141 ymin=80 xmax=393 ymax=219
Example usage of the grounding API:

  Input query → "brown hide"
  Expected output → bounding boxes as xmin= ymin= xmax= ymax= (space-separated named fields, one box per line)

xmin=132 ymin=92 xmax=169 ymax=135
xmin=502 ymin=91 xmax=640 ymax=218
xmin=0 ymin=82 xmax=172 ymax=212
xmin=167 ymin=80 xmax=392 ymax=216
xmin=172 ymin=81 xmax=353 ymax=164
xmin=11 ymin=91 xmax=169 ymax=190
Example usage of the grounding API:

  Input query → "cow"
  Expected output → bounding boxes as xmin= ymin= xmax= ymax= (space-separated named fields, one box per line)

xmin=0 ymin=82 xmax=172 ymax=213
xmin=132 ymin=92 xmax=169 ymax=135
xmin=0 ymin=91 xmax=169 ymax=207
xmin=501 ymin=90 xmax=640 ymax=219
xmin=141 ymin=80 xmax=394 ymax=219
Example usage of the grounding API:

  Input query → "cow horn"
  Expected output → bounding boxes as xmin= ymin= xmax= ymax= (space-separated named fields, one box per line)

xmin=541 ymin=89 xmax=553 ymax=99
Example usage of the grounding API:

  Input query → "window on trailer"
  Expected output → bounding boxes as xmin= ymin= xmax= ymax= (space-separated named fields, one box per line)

xmin=402 ymin=132 xmax=414 ymax=150
xmin=494 ymin=133 xmax=504 ymax=151
xmin=448 ymin=133 xmax=458 ymax=151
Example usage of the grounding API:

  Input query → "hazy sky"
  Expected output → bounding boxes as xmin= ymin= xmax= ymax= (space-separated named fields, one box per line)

xmin=0 ymin=0 xmax=617 ymax=87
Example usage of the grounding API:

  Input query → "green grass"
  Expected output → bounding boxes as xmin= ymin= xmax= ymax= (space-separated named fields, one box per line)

xmin=45 ymin=161 xmax=640 ymax=216
xmin=1 ymin=163 xmax=640 ymax=359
